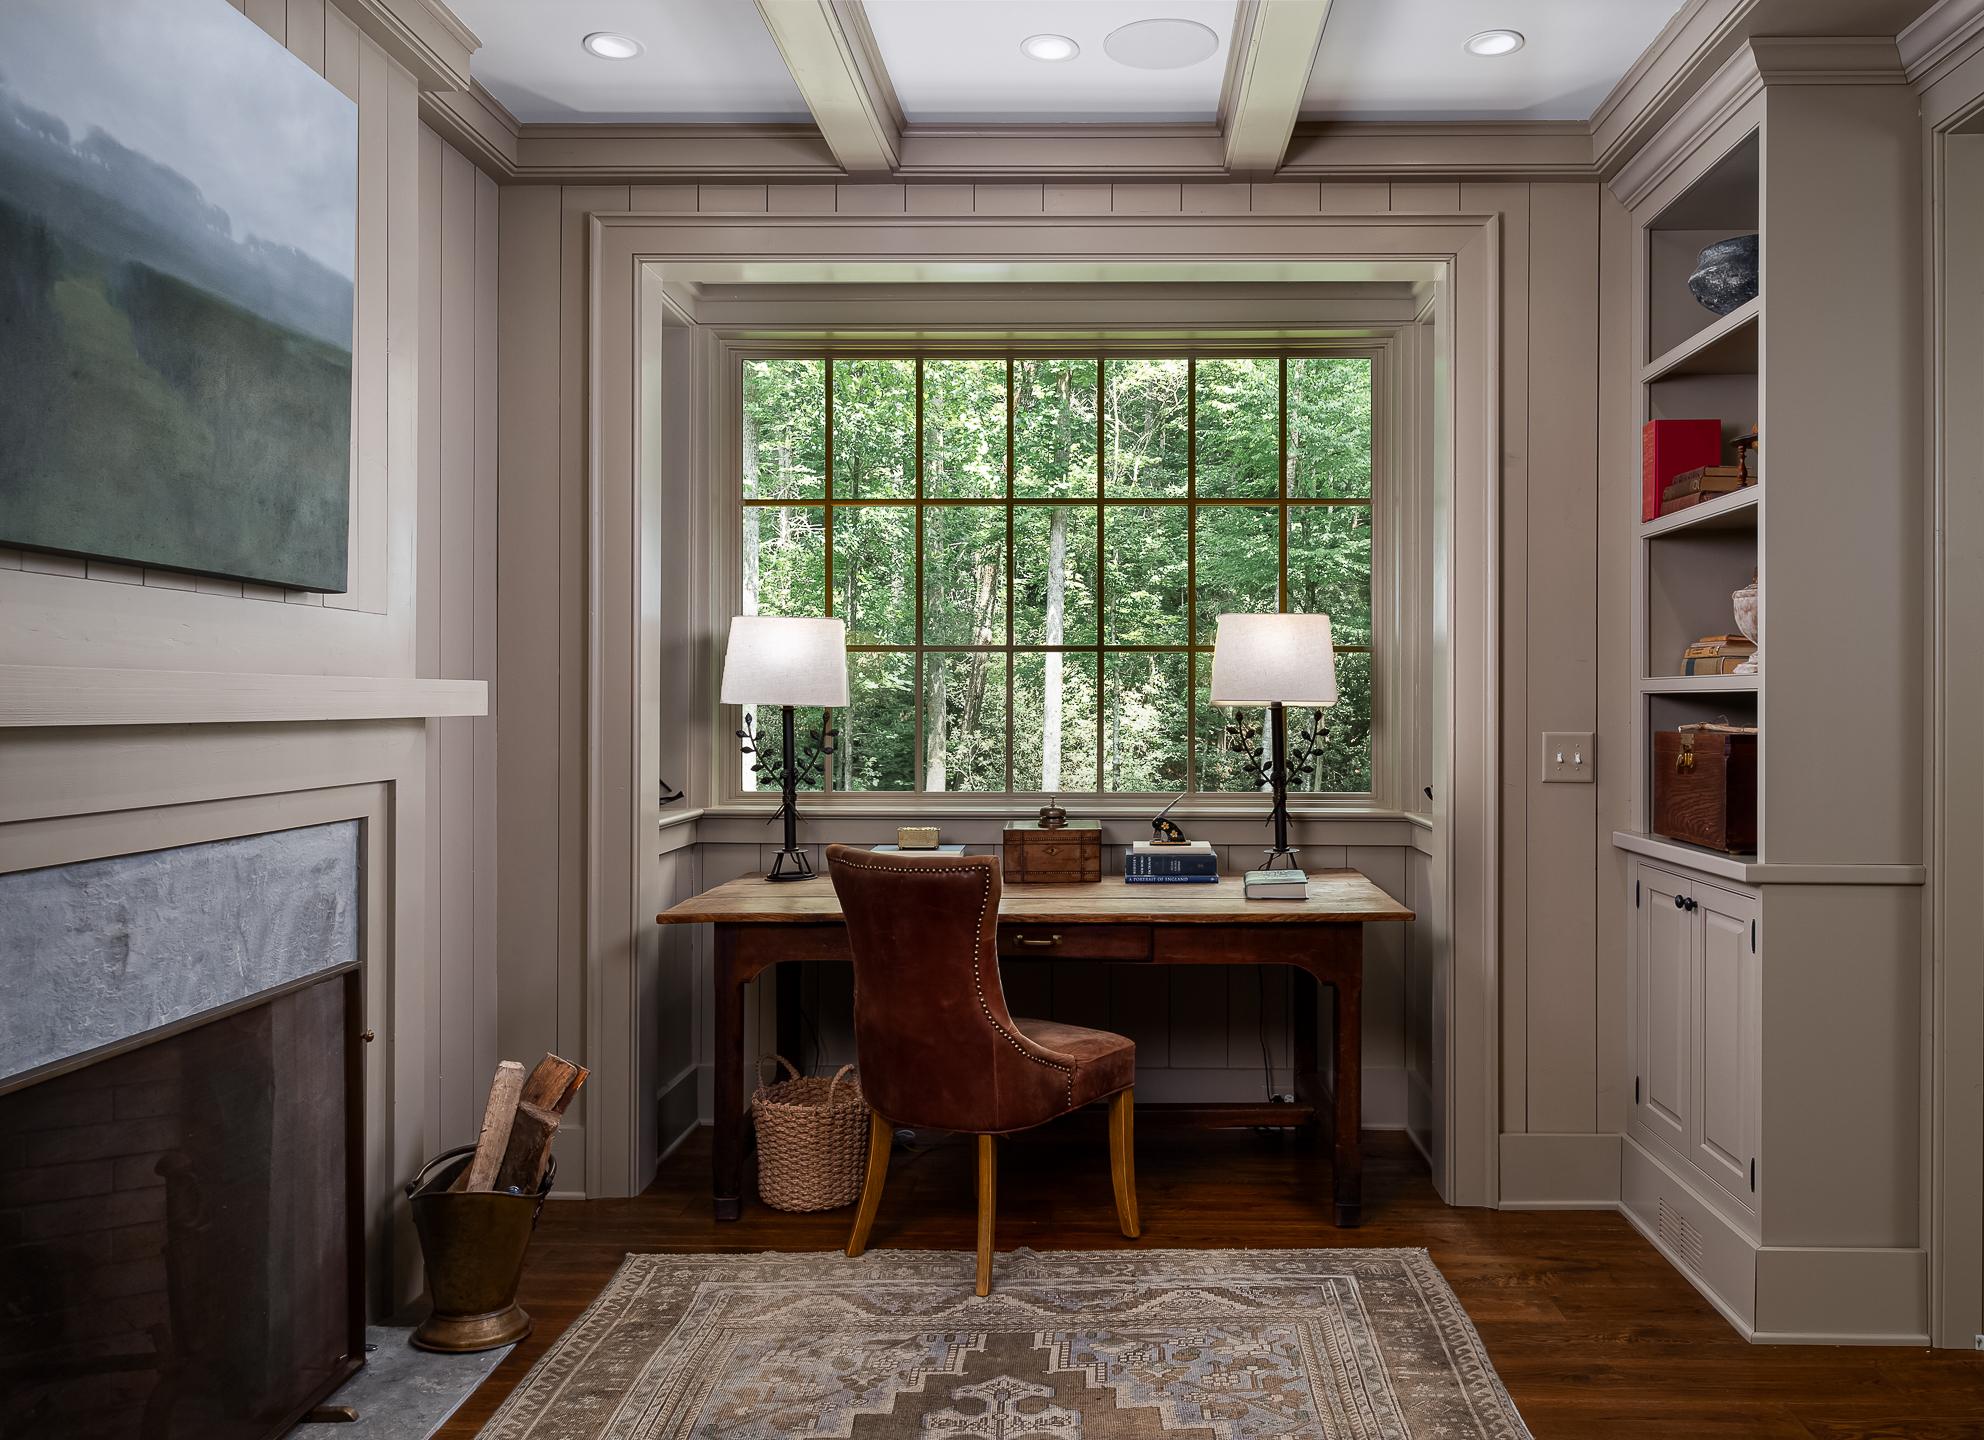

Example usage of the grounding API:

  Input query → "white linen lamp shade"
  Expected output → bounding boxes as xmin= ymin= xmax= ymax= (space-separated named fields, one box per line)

xmin=719 ymin=616 xmax=849 ymax=708
xmin=1209 ymin=613 xmax=1340 ymax=707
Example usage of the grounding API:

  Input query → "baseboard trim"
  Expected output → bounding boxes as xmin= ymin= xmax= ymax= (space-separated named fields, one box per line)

xmin=1497 ymin=1131 xmax=1622 ymax=1208
xmin=1620 ymin=1136 xmax=1931 ymax=1346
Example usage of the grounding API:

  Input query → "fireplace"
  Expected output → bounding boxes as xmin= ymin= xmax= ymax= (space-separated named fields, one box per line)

xmin=0 ymin=824 xmax=365 ymax=1439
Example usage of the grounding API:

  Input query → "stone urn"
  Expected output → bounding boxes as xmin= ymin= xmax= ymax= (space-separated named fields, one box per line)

xmin=1688 ymin=234 xmax=1760 ymax=315
xmin=1732 ymin=578 xmax=1760 ymax=674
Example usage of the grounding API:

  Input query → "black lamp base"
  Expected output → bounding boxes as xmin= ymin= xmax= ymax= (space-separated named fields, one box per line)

xmin=766 ymin=847 xmax=816 ymax=882
xmin=1259 ymin=846 xmax=1302 ymax=872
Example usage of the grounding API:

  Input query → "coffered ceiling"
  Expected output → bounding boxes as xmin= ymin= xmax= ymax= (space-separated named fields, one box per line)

xmin=428 ymin=0 xmax=1936 ymax=184
xmin=449 ymin=0 xmax=1695 ymax=131
xmin=863 ymin=0 xmax=1236 ymax=124
xmin=1303 ymin=0 xmax=1688 ymax=121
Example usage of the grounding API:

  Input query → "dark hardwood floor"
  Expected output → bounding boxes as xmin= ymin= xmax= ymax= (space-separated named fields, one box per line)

xmin=437 ymin=1123 xmax=1984 ymax=1439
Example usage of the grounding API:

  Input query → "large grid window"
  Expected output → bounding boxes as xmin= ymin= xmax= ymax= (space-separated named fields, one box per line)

xmin=738 ymin=353 xmax=1374 ymax=796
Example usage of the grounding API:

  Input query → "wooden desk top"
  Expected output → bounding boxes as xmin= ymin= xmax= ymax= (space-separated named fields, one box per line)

xmin=656 ymin=868 xmax=1413 ymax=927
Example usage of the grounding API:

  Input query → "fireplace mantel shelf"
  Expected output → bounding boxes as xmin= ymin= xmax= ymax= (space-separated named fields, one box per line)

xmin=0 ymin=664 xmax=488 ymax=727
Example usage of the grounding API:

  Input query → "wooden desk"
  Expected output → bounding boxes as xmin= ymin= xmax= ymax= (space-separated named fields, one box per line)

xmin=656 ymin=869 xmax=1413 ymax=1227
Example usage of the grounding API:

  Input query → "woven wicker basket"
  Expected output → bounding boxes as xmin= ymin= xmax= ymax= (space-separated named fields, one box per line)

xmin=751 ymin=1056 xmax=870 ymax=1212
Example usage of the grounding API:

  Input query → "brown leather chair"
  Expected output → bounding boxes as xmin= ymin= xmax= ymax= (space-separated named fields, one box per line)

xmin=825 ymin=844 xmax=1139 ymax=1294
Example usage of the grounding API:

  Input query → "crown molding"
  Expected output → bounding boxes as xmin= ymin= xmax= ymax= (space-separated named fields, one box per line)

xmin=420 ymin=81 xmax=520 ymax=176
xmin=328 ymin=0 xmax=479 ymax=93
xmin=1899 ymin=0 xmax=1984 ymax=84
xmin=1609 ymin=43 xmax=1761 ymax=210
xmin=1590 ymin=0 xmax=1756 ymax=180
xmin=1747 ymin=35 xmax=1909 ymax=83
xmin=1281 ymin=122 xmax=1594 ymax=179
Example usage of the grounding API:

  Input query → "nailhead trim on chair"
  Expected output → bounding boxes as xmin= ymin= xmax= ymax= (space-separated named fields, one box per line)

xmin=834 ymin=854 xmax=1077 ymax=1108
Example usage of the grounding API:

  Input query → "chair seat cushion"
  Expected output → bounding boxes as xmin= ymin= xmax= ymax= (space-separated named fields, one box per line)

xmin=1011 ymin=1017 xmax=1135 ymax=1111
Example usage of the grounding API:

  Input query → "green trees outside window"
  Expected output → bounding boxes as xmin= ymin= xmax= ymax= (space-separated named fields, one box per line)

xmin=740 ymin=353 xmax=1374 ymax=796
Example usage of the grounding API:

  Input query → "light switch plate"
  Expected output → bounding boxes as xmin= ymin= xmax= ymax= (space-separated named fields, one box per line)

xmin=1541 ymin=731 xmax=1594 ymax=783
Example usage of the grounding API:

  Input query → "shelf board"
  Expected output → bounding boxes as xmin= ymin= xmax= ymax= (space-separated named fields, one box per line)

xmin=1640 ymin=484 xmax=1759 ymax=538
xmin=1612 ymin=831 xmax=1926 ymax=887
xmin=1641 ymin=297 xmax=1759 ymax=384
xmin=1639 ymin=675 xmax=1759 ymax=694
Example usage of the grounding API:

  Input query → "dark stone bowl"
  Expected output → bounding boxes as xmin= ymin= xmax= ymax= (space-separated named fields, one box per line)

xmin=1688 ymin=233 xmax=1760 ymax=315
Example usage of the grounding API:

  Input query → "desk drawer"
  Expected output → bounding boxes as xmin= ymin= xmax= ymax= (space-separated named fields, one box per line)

xmin=998 ymin=924 xmax=1151 ymax=961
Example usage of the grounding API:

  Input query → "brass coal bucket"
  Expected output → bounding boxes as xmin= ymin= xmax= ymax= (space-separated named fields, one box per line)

xmin=406 ymin=1145 xmax=556 ymax=1353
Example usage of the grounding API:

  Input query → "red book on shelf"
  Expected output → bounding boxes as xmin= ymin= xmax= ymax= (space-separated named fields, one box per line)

xmin=1641 ymin=419 xmax=1722 ymax=523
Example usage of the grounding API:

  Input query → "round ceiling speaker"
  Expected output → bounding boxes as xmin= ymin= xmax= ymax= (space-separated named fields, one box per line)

xmin=1103 ymin=18 xmax=1220 ymax=70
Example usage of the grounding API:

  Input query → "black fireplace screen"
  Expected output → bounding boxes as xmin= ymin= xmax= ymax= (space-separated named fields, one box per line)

xmin=0 ymin=970 xmax=362 ymax=1439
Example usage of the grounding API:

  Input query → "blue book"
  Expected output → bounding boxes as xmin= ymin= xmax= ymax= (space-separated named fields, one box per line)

xmin=1125 ymin=851 xmax=1220 ymax=878
xmin=1124 ymin=872 xmax=1220 ymax=883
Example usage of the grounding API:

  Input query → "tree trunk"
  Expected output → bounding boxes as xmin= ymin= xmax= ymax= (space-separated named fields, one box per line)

xmin=926 ymin=658 xmax=948 ymax=791
xmin=1042 ymin=507 xmax=1066 ymax=787
xmin=1041 ymin=364 xmax=1073 ymax=788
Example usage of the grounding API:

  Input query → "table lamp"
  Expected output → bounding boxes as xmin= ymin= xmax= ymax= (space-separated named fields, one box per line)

xmin=721 ymin=616 xmax=848 ymax=881
xmin=1209 ymin=613 xmax=1339 ymax=871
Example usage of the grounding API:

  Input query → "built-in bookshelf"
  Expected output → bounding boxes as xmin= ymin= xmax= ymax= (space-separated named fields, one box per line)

xmin=1611 ymin=47 xmax=1926 ymax=1344
xmin=1634 ymin=127 xmax=1763 ymax=848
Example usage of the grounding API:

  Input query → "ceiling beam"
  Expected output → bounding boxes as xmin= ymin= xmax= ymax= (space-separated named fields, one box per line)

xmin=754 ymin=0 xmax=902 ymax=174
xmin=1221 ymin=0 xmax=1334 ymax=175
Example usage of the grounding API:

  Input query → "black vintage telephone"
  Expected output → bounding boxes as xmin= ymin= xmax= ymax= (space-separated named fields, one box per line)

xmin=1149 ymin=792 xmax=1188 ymax=845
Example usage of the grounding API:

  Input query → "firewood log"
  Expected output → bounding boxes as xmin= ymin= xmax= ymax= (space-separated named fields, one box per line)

xmin=493 ymin=1101 xmax=561 ymax=1192
xmin=519 ymin=1053 xmax=589 ymax=1115
xmin=455 ymin=1060 xmax=526 ymax=1192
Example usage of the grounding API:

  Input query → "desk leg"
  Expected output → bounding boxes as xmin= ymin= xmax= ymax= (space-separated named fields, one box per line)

xmin=713 ymin=926 xmax=745 ymax=1221
xmin=1332 ymin=952 xmax=1364 ymax=1228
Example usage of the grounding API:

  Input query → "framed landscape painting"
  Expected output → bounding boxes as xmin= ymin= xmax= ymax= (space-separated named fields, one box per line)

xmin=0 ymin=0 xmax=357 ymax=591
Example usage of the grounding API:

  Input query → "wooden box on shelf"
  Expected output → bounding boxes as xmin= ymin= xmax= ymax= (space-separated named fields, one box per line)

xmin=1652 ymin=726 xmax=1758 ymax=854
xmin=1001 ymin=819 xmax=1101 ymax=884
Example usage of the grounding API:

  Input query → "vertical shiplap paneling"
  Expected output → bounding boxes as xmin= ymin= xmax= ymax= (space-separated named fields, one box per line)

xmin=245 ymin=0 xmax=285 ymax=43
xmin=1594 ymin=186 xmax=1637 ymax=1136
xmin=559 ymin=187 xmax=631 ymax=1139
xmin=495 ymin=186 xmax=564 ymax=1076
xmin=1523 ymin=183 xmax=1602 ymax=1132
xmin=284 ymin=0 xmax=324 ymax=73
xmin=1044 ymin=184 xmax=1111 ymax=214
xmin=437 ymin=139 xmax=480 ymax=1144
xmin=471 ymin=168 xmax=501 ymax=1099
xmin=415 ymin=123 xmax=448 ymax=1143
xmin=1318 ymin=183 xmax=1390 ymax=215
xmin=1464 ymin=181 xmax=1532 ymax=1136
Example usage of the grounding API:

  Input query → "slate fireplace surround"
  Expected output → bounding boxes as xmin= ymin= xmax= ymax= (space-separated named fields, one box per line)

xmin=0 ymin=823 xmax=365 ymax=1439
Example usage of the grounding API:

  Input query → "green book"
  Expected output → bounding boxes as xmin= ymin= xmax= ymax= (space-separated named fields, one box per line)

xmin=1244 ymin=869 xmax=1309 ymax=900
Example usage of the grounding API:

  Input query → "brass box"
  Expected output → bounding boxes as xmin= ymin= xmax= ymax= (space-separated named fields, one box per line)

xmin=1001 ymin=819 xmax=1102 ymax=884
xmin=896 ymin=826 xmax=941 ymax=850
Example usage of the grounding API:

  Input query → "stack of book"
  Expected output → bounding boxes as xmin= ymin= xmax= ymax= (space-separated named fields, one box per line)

xmin=1681 ymin=633 xmax=1757 ymax=676
xmin=1244 ymin=869 xmax=1309 ymax=901
xmin=1124 ymin=840 xmax=1218 ymax=884
xmin=1659 ymin=463 xmax=1752 ymax=516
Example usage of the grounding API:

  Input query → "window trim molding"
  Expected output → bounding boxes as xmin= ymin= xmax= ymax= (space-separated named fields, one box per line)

xmin=712 ymin=334 xmax=1409 ymax=813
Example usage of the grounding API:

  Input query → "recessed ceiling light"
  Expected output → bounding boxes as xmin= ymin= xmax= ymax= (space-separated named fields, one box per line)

xmin=1020 ymin=33 xmax=1080 ymax=62
xmin=1464 ymin=29 xmax=1525 ymax=57
xmin=1103 ymin=18 xmax=1220 ymax=70
xmin=582 ymin=31 xmax=643 ymax=60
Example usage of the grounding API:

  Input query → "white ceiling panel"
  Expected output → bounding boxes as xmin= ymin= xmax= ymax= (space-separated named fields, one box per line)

xmin=451 ymin=0 xmax=809 ymax=123
xmin=1303 ymin=0 xmax=1689 ymax=122
xmin=863 ymin=0 xmax=1235 ymax=124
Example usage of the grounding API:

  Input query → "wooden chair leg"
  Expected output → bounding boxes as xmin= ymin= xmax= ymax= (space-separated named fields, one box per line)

xmin=975 ymin=1134 xmax=997 ymax=1297
xmin=845 ymin=1109 xmax=893 ymax=1258
xmin=1108 ymin=1088 xmax=1141 ymax=1239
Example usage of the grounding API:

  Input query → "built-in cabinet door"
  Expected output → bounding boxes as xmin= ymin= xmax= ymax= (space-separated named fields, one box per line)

xmin=1632 ymin=863 xmax=1692 ymax=1152
xmin=1692 ymin=882 xmax=1760 ymax=1206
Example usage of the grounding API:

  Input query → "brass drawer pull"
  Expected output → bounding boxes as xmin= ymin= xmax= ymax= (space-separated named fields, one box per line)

xmin=1012 ymin=933 xmax=1062 ymax=948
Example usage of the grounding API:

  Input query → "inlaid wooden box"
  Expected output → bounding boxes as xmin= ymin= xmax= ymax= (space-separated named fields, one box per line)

xmin=1001 ymin=820 xmax=1102 ymax=884
xmin=1652 ymin=728 xmax=1758 ymax=854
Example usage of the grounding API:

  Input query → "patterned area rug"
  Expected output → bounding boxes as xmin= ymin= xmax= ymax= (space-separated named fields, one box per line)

xmin=477 ymin=1249 xmax=1530 ymax=1440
